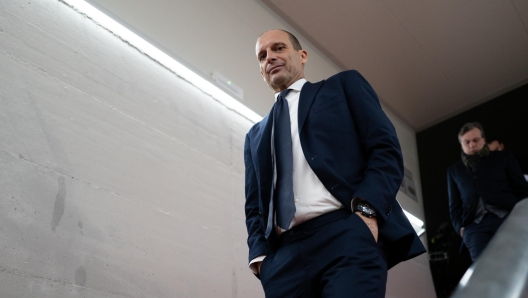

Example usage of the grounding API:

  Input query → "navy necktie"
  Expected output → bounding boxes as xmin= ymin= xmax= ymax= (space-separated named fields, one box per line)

xmin=274 ymin=89 xmax=295 ymax=230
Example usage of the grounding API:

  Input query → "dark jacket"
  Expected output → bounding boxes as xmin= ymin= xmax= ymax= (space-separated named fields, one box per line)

xmin=447 ymin=150 xmax=528 ymax=234
xmin=244 ymin=70 xmax=425 ymax=270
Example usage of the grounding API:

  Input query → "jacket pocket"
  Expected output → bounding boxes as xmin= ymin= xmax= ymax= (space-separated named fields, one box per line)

xmin=313 ymin=95 xmax=345 ymax=112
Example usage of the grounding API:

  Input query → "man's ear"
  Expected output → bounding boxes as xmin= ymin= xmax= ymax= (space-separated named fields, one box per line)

xmin=300 ymin=50 xmax=308 ymax=65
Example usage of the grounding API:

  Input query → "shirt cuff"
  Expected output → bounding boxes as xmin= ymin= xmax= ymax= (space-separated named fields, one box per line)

xmin=249 ymin=255 xmax=266 ymax=275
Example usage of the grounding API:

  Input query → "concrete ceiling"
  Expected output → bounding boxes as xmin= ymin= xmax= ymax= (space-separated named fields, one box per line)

xmin=263 ymin=0 xmax=528 ymax=130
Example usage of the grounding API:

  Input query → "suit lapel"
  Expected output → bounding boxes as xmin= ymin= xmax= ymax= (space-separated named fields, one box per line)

xmin=298 ymin=80 xmax=325 ymax=132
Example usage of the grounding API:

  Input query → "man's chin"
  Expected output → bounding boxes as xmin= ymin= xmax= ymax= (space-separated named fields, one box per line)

xmin=269 ymin=75 xmax=285 ymax=84
xmin=268 ymin=78 xmax=287 ymax=90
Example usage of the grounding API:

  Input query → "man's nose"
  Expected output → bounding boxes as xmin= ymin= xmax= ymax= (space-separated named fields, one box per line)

xmin=266 ymin=50 xmax=277 ymax=61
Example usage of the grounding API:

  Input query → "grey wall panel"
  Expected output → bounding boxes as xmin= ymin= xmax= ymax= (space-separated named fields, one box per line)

xmin=0 ymin=0 xmax=259 ymax=297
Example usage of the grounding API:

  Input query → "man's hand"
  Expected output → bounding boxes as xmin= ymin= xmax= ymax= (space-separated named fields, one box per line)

xmin=256 ymin=261 xmax=262 ymax=275
xmin=355 ymin=211 xmax=378 ymax=242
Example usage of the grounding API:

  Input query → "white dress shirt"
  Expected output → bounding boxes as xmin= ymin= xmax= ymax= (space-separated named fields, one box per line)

xmin=249 ymin=78 xmax=343 ymax=273
xmin=273 ymin=79 xmax=343 ymax=232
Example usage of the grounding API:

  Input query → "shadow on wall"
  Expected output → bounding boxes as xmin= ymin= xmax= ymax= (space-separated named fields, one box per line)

xmin=51 ymin=176 xmax=67 ymax=232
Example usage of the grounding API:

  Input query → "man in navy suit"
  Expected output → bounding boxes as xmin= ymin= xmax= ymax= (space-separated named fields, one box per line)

xmin=448 ymin=122 xmax=528 ymax=261
xmin=244 ymin=29 xmax=425 ymax=297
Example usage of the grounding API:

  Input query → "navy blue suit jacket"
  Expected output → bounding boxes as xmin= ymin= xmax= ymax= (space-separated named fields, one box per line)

xmin=244 ymin=70 xmax=425 ymax=269
xmin=447 ymin=150 xmax=528 ymax=234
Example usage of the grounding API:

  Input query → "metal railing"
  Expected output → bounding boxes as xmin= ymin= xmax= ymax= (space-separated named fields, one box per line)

xmin=451 ymin=199 xmax=528 ymax=298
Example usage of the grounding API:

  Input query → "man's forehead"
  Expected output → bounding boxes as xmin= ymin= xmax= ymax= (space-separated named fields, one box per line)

xmin=462 ymin=128 xmax=482 ymax=139
xmin=256 ymin=31 xmax=289 ymax=52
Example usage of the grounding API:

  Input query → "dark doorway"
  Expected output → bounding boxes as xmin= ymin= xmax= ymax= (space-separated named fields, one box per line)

xmin=417 ymin=83 xmax=528 ymax=298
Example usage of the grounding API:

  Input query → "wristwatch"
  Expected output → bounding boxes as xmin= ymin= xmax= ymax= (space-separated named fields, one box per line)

xmin=354 ymin=201 xmax=377 ymax=218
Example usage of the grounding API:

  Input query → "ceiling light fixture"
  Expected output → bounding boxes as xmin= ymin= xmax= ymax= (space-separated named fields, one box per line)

xmin=60 ymin=0 xmax=262 ymax=123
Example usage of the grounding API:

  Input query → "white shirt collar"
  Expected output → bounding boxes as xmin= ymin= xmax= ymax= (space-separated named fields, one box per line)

xmin=274 ymin=78 xmax=307 ymax=101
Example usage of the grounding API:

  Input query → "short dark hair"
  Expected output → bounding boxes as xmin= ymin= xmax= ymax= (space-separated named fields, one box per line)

xmin=458 ymin=122 xmax=485 ymax=142
xmin=280 ymin=30 xmax=302 ymax=51
xmin=260 ymin=29 xmax=303 ymax=51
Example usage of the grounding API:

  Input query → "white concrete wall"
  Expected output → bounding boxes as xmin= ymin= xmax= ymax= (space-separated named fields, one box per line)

xmin=383 ymin=109 xmax=435 ymax=298
xmin=0 ymin=0 xmax=435 ymax=297
xmin=0 ymin=1 xmax=257 ymax=297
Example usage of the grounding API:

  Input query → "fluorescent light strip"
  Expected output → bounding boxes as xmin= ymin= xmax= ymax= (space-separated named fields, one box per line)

xmin=459 ymin=267 xmax=474 ymax=287
xmin=61 ymin=0 xmax=262 ymax=123
xmin=62 ymin=0 xmax=426 ymax=233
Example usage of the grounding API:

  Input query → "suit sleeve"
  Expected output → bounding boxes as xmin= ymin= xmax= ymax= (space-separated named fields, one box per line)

xmin=244 ymin=134 xmax=268 ymax=265
xmin=343 ymin=70 xmax=404 ymax=222
xmin=504 ymin=151 xmax=528 ymax=200
xmin=447 ymin=167 xmax=463 ymax=234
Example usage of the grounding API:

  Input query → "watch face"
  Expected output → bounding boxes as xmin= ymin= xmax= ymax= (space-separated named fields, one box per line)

xmin=362 ymin=206 xmax=374 ymax=215
xmin=359 ymin=203 xmax=376 ymax=216
xmin=354 ymin=202 xmax=376 ymax=217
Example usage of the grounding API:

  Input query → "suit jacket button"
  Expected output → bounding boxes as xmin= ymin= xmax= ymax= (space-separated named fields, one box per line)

xmin=259 ymin=212 xmax=263 ymax=218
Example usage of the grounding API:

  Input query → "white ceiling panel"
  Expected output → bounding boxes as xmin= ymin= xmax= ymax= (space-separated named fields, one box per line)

xmin=264 ymin=0 xmax=528 ymax=130
xmin=381 ymin=0 xmax=528 ymax=115
xmin=511 ymin=0 xmax=528 ymax=30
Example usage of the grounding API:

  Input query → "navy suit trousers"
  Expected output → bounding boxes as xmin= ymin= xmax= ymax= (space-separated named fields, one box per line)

xmin=259 ymin=210 xmax=388 ymax=298
xmin=463 ymin=212 xmax=506 ymax=261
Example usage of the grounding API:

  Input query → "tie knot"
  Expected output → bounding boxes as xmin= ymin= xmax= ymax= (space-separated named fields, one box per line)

xmin=278 ymin=89 xmax=291 ymax=100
